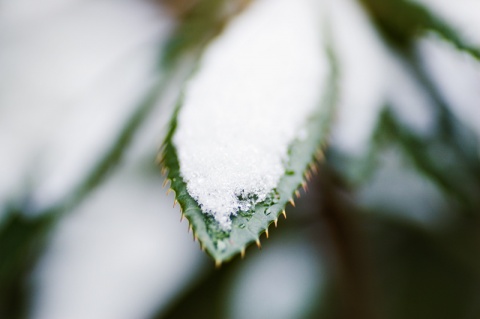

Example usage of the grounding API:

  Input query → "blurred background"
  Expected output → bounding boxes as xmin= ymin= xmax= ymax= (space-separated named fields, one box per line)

xmin=1 ymin=0 xmax=479 ymax=318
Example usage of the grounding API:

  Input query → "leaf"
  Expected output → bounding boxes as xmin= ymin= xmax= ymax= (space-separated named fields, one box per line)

xmin=0 ymin=209 xmax=56 ymax=319
xmin=375 ymin=108 xmax=480 ymax=215
xmin=359 ymin=0 xmax=480 ymax=60
xmin=160 ymin=75 xmax=337 ymax=264
xmin=161 ymin=0 xmax=251 ymax=68
xmin=159 ymin=6 xmax=339 ymax=263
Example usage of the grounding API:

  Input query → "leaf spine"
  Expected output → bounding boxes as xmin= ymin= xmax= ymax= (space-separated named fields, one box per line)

xmin=302 ymin=181 xmax=308 ymax=192
xmin=155 ymin=153 xmax=164 ymax=165
xmin=305 ymin=171 xmax=312 ymax=182
xmin=289 ymin=199 xmax=295 ymax=207
xmin=162 ymin=179 xmax=170 ymax=188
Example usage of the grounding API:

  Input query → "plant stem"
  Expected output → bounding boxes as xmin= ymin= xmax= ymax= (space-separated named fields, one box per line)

xmin=314 ymin=165 xmax=381 ymax=319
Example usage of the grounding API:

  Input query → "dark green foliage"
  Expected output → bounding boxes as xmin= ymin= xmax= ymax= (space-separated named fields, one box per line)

xmin=0 ymin=210 xmax=56 ymax=319
xmin=360 ymin=0 xmax=480 ymax=59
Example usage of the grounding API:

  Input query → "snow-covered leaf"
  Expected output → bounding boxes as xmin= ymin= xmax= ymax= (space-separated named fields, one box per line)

xmin=160 ymin=0 xmax=337 ymax=263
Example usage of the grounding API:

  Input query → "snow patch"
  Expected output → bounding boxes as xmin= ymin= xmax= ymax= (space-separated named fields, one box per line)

xmin=410 ymin=0 xmax=480 ymax=45
xmin=173 ymin=0 xmax=327 ymax=230
xmin=417 ymin=35 xmax=480 ymax=138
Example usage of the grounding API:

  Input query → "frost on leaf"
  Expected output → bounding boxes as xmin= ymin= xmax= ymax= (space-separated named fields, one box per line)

xmin=172 ymin=0 xmax=328 ymax=231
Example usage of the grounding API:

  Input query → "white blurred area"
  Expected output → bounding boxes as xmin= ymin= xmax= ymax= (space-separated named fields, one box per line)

xmin=1 ymin=0 xmax=206 ymax=318
xmin=412 ymin=0 xmax=480 ymax=45
xmin=33 ymin=163 xmax=205 ymax=319
xmin=326 ymin=0 xmax=436 ymax=155
xmin=327 ymin=0 xmax=388 ymax=157
xmin=325 ymin=0 xmax=437 ymax=155
xmin=227 ymin=234 xmax=326 ymax=319
xmin=0 ymin=0 xmax=172 ymax=210
xmin=327 ymin=0 xmax=480 ymax=158
xmin=357 ymin=147 xmax=455 ymax=226
xmin=325 ymin=0 xmax=480 ymax=227
xmin=417 ymin=35 xmax=480 ymax=138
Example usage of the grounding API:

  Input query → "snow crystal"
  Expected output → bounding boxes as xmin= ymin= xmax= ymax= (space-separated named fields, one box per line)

xmin=173 ymin=0 xmax=327 ymax=230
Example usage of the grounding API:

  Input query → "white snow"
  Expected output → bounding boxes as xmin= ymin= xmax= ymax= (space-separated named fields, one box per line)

xmin=417 ymin=35 xmax=480 ymax=138
xmin=33 ymin=163 xmax=204 ymax=319
xmin=386 ymin=56 xmax=436 ymax=137
xmin=326 ymin=0 xmax=389 ymax=156
xmin=410 ymin=0 xmax=480 ymax=46
xmin=173 ymin=0 xmax=327 ymax=230
xmin=0 ymin=0 xmax=172 ymax=212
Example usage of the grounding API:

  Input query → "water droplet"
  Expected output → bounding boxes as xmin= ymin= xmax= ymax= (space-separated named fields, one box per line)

xmin=239 ymin=223 xmax=246 ymax=229
xmin=264 ymin=208 xmax=272 ymax=216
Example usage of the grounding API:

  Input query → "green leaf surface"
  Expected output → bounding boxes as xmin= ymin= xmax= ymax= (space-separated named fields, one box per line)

xmin=359 ymin=0 xmax=480 ymax=60
xmin=159 ymin=46 xmax=338 ymax=264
